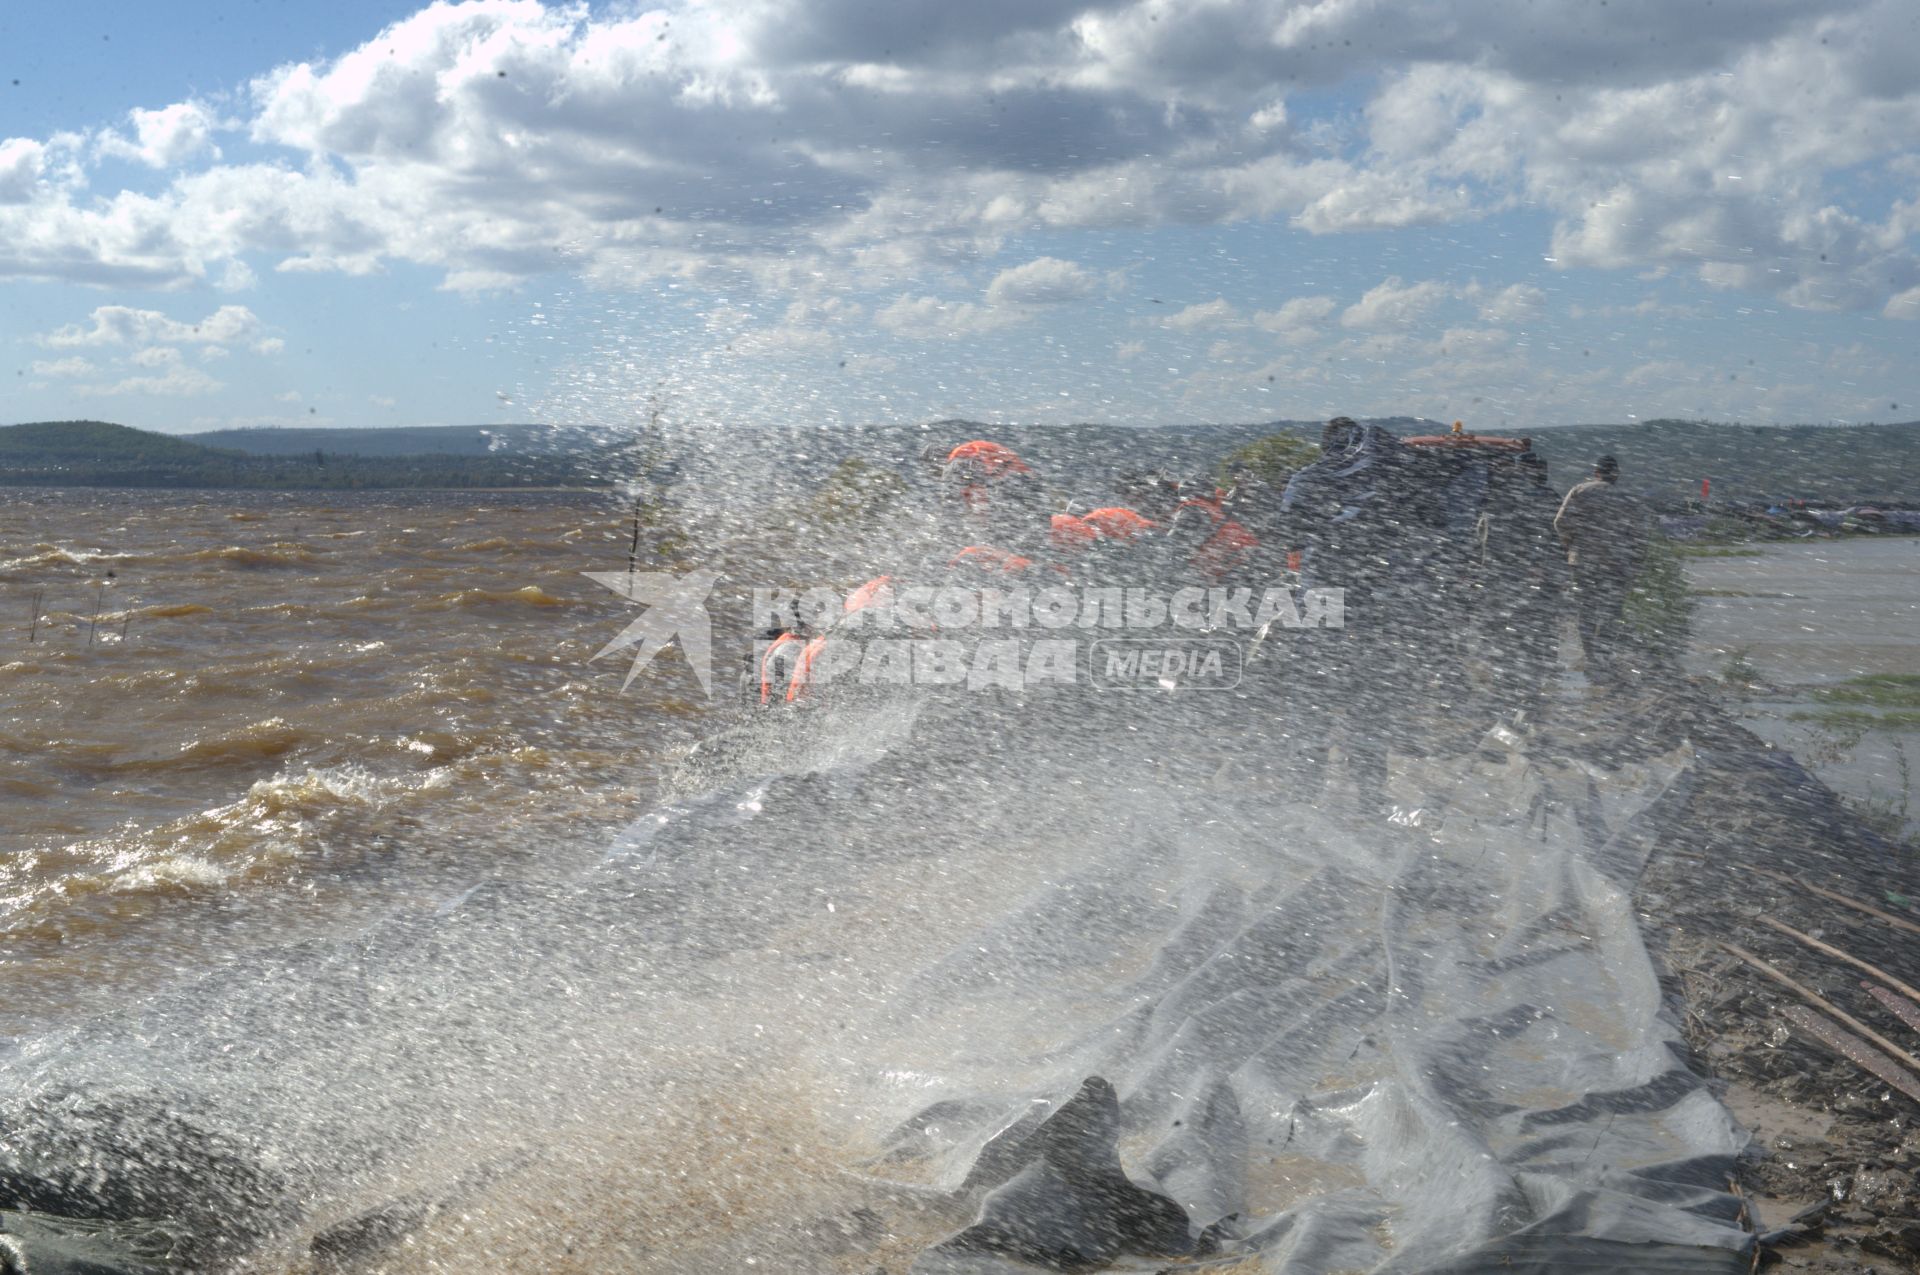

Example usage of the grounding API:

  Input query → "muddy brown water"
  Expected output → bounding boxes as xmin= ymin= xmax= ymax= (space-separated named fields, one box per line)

xmin=1684 ymin=535 xmax=1920 ymax=835
xmin=1 ymin=487 xmax=706 ymax=1034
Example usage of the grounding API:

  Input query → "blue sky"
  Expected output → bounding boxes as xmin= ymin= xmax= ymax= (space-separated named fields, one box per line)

xmin=3 ymin=0 xmax=1917 ymax=434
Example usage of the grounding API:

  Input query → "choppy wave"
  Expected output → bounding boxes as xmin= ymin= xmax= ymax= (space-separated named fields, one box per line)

xmin=182 ymin=544 xmax=321 ymax=568
xmin=0 ymin=544 xmax=137 ymax=572
xmin=0 ymin=764 xmax=423 ymax=942
xmin=435 ymin=584 xmax=567 ymax=608
xmin=103 ymin=717 xmax=308 ymax=772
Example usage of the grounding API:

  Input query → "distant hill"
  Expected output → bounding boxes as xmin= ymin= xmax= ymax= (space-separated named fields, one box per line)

xmin=0 ymin=420 xmax=236 ymax=466
xmin=187 ymin=424 xmax=558 ymax=458
xmin=1515 ymin=419 xmax=1920 ymax=506
xmin=0 ymin=421 xmax=614 ymax=490
xmin=8 ymin=416 xmax=1915 ymax=504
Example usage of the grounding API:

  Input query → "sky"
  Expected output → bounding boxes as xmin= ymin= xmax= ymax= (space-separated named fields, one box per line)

xmin=2 ymin=0 xmax=1917 ymax=435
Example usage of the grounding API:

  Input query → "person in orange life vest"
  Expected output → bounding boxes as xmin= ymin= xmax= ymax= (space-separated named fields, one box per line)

xmin=784 ymin=633 xmax=832 ymax=703
xmin=753 ymin=593 xmax=809 ymax=706
xmin=1078 ymin=506 xmax=1159 ymax=540
xmin=773 ymin=574 xmax=894 ymax=705
xmin=1049 ymin=510 xmax=1097 ymax=552
xmin=1115 ymin=469 xmax=1184 ymax=525
xmin=1166 ymin=484 xmax=1238 ymax=581
xmin=844 ymin=574 xmax=895 ymax=616
xmin=947 ymin=545 xmax=1036 ymax=574
xmin=942 ymin=440 xmax=1044 ymax=551
xmin=759 ymin=629 xmax=806 ymax=705
xmin=1068 ymin=505 xmax=1161 ymax=585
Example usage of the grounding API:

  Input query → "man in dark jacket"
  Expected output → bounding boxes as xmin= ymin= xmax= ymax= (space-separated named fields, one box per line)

xmin=1271 ymin=418 xmax=1422 ymax=815
xmin=1554 ymin=455 xmax=1650 ymax=686
xmin=1480 ymin=450 xmax=1566 ymax=715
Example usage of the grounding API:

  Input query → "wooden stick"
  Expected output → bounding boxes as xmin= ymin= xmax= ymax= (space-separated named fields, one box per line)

xmin=1782 ymin=1006 xmax=1920 ymax=1107
xmin=28 ymin=588 xmax=41 ymax=642
xmin=1720 ymin=942 xmax=1920 ymax=1075
xmin=1756 ymin=914 xmax=1920 ymax=1004
xmin=1753 ymin=867 xmax=1920 ymax=938
xmin=1862 ymin=983 xmax=1920 ymax=1036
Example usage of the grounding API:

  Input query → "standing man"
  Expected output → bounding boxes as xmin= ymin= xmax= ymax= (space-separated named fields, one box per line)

xmin=1554 ymin=455 xmax=1649 ymax=686
xmin=1481 ymin=450 xmax=1566 ymax=716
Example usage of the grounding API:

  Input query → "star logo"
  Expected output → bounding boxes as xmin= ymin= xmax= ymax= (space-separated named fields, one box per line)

xmin=584 ymin=568 xmax=720 ymax=694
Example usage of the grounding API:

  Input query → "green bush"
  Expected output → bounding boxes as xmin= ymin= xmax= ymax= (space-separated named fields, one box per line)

xmin=1219 ymin=433 xmax=1321 ymax=488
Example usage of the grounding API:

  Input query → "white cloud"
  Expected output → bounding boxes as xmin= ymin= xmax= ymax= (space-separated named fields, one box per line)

xmin=1163 ymin=297 xmax=1240 ymax=331
xmin=77 ymin=365 xmax=223 ymax=397
xmin=1476 ymin=283 xmax=1546 ymax=324
xmin=1342 ymin=277 xmax=1453 ymax=330
xmin=28 ymin=356 xmax=98 ymax=378
xmin=1254 ymin=295 xmax=1337 ymax=343
xmin=0 ymin=138 xmax=47 ymax=204
xmin=984 ymin=256 xmax=1097 ymax=306
xmin=874 ymin=293 xmax=1018 ymax=339
xmin=97 ymin=102 xmax=219 ymax=168
xmin=44 ymin=304 xmax=267 ymax=349
xmin=130 ymin=345 xmax=184 ymax=368
xmin=0 ymin=0 xmax=1911 ymax=320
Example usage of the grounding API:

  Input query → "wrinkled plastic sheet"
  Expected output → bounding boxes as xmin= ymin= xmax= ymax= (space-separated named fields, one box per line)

xmin=0 ymin=706 xmax=1755 ymax=1274
xmin=838 ymin=733 xmax=1753 ymax=1273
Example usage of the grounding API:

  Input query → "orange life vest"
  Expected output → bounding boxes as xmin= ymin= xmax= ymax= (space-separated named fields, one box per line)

xmin=948 ymin=545 xmax=1035 ymax=573
xmin=1080 ymin=507 xmax=1159 ymax=541
xmin=785 ymin=635 xmax=831 ymax=703
xmin=1175 ymin=494 xmax=1258 ymax=579
xmin=1050 ymin=513 xmax=1097 ymax=551
xmin=945 ymin=440 xmax=1032 ymax=477
xmin=759 ymin=631 xmax=803 ymax=706
xmin=845 ymin=575 xmax=894 ymax=615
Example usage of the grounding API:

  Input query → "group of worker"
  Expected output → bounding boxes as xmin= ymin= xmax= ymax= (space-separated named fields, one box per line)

xmin=760 ymin=425 xmax=1655 ymax=761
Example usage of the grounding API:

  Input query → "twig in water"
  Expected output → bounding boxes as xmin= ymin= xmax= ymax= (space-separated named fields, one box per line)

xmin=1720 ymin=942 xmax=1920 ymax=1076
xmin=28 ymin=588 xmax=42 ymax=642
xmin=1755 ymin=914 xmax=1920 ymax=1004
xmin=88 ymin=580 xmax=104 ymax=647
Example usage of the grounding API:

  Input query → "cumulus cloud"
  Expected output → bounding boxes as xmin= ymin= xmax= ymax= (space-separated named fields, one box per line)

xmin=97 ymin=102 xmax=219 ymax=168
xmin=984 ymin=256 xmax=1097 ymax=306
xmin=1342 ymin=277 xmax=1453 ymax=330
xmin=77 ymin=365 xmax=223 ymax=397
xmin=874 ymin=294 xmax=1019 ymax=340
xmin=0 ymin=0 xmax=1912 ymax=321
xmin=1254 ymin=295 xmax=1337 ymax=342
xmin=130 ymin=345 xmax=184 ymax=368
xmin=31 ymin=303 xmax=283 ymax=402
xmin=28 ymin=356 xmax=98 ymax=378
xmin=0 ymin=138 xmax=48 ymax=204
xmin=1475 ymin=283 xmax=1546 ymax=324
xmin=43 ymin=304 xmax=268 ymax=350
xmin=1163 ymin=297 xmax=1240 ymax=331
